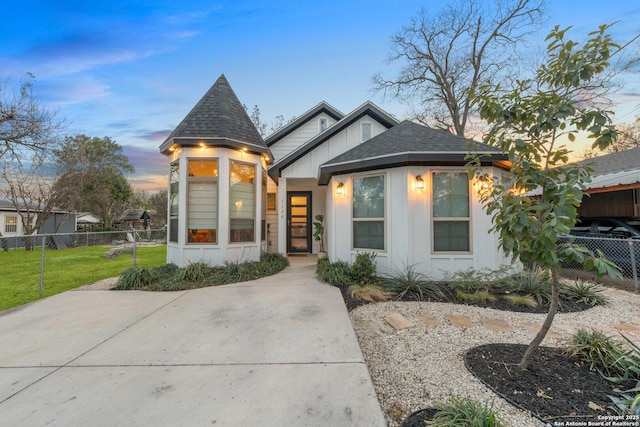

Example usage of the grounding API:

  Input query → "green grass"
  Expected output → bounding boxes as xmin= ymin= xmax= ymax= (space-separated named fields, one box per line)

xmin=0 ymin=245 xmax=166 ymax=311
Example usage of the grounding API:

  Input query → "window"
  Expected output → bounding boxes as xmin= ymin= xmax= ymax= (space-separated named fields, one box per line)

xmin=230 ymin=161 xmax=256 ymax=242
xmin=187 ymin=159 xmax=218 ymax=244
xmin=261 ymin=172 xmax=267 ymax=241
xmin=361 ymin=122 xmax=372 ymax=141
xmin=319 ymin=118 xmax=328 ymax=132
xmin=5 ymin=215 xmax=17 ymax=233
xmin=353 ymin=175 xmax=385 ymax=250
xmin=169 ymin=162 xmax=179 ymax=243
xmin=267 ymin=193 xmax=276 ymax=211
xmin=432 ymin=172 xmax=470 ymax=252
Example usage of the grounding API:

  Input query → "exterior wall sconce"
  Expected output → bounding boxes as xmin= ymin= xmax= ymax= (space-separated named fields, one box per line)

xmin=415 ymin=175 xmax=424 ymax=190
xmin=336 ymin=182 xmax=345 ymax=196
xmin=477 ymin=176 xmax=490 ymax=192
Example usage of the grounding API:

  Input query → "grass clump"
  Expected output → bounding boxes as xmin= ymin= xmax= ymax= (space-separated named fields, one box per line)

xmin=444 ymin=266 xmax=511 ymax=293
xmin=347 ymin=284 xmax=393 ymax=303
xmin=116 ymin=267 xmax=156 ymax=290
xmin=562 ymin=279 xmax=609 ymax=306
xmin=380 ymin=263 xmax=443 ymax=301
xmin=565 ymin=328 xmax=628 ymax=377
xmin=455 ymin=289 xmax=497 ymax=304
xmin=503 ymin=294 xmax=538 ymax=308
xmin=428 ymin=396 xmax=503 ymax=427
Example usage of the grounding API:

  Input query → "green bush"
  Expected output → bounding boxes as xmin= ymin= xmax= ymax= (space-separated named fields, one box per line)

xmin=562 ymin=280 xmax=609 ymax=306
xmin=116 ymin=267 xmax=156 ymax=290
xmin=605 ymin=334 xmax=640 ymax=417
xmin=380 ymin=263 xmax=443 ymax=301
xmin=428 ymin=396 xmax=503 ymax=427
xmin=445 ymin=266 xmax=511 ymax=293
xmin=257 ymin=252 xmax=289 ymax=275
xmin=316 ymin=260 xmax=353 ymax=287
xmin=350 ymin=252 xmax=377 ymax=285
xmin=566 ymin=328 xmax=627 ymax=377
xmin=507 ymin=267 xmax=552 ymax=304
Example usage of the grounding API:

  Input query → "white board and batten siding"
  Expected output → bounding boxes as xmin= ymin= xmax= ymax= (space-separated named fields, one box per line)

xmin=268 ymin=113 xmax=339 ymax=161
xmin=328 ymin=166 xmax=513 ymax=280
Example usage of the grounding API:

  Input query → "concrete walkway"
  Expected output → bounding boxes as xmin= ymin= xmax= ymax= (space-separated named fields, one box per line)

xmin=0 ymin=257 xmax=385 ymax=426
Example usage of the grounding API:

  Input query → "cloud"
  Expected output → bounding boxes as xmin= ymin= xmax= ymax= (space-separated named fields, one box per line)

xmin=139 ymin=130 xmax=172 ymax=142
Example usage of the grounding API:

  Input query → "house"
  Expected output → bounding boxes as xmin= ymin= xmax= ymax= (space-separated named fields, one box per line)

xmin=76 ymin=212 xmax=102 ymax=230
xmin=575 ymin=148 xmax=640 ymax=217
xmin=159 ymin=75 xmax=512 ymax=278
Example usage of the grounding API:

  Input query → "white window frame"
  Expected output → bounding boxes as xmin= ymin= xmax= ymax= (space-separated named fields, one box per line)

xmin=4 ymin=215 xmax=18 ymax=234
xmin=352 ymin=174 xmax=386 ymax=251
xmin=168 ymin=161 xmax=179 ymax=243
xmin=229 ymin=160 xmax=257 ymax=243
xmin=431 ymin=171 xmax=472 ymax=254
xmin=319 ymin=117 xmax=328 ymax=132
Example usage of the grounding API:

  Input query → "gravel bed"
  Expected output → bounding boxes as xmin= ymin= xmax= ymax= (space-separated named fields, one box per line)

xmin=349 ymin=286 xmax=640 ymax=427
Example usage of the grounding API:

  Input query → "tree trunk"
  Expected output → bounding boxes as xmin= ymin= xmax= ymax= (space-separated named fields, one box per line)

xmin=518 ymin=266 xmax=560 ymax=370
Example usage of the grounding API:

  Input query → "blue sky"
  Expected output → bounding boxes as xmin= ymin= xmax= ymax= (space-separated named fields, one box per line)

xmin=2 ymin=0 xmax=639 ymax=192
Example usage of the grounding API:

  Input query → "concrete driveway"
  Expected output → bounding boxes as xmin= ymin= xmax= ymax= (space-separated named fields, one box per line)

xmin=0 ymin=257 xmax=385 ymax=426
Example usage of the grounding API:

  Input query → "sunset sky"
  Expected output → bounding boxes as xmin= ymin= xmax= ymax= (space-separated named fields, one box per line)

xmin=2 ymin=0 xmax=639 ymax=193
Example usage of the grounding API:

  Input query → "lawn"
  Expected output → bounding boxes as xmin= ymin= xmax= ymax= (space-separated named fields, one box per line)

xmin=0 ymin=245 xmax=166 ymax=311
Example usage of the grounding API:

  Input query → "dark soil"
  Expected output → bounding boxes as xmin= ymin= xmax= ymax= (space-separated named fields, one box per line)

xmin=465 ymin=343 xmax=635 ymax=424
xmin=340 ymin=283 xmax=592 ymax=314
xmin=400 ymin=408 xmax=437 ymax=426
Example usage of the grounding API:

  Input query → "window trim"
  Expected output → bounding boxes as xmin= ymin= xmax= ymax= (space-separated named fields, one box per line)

xmin=319 ymin=117 xmax=328 ymax=132
xmin=431 ymin=170 xmax=472 ymax=254
xmin=186 ymin=157 xmax=219 ymax=245
xmin=4 ymin=215 xmax=18 ymax=234
xmin=168 ymin=160 xmax=180 ymax=244
xmin=361 ymin=122 xmax=372 ymax=141
xmin=351 ymin=173 xmax=386 ymax=252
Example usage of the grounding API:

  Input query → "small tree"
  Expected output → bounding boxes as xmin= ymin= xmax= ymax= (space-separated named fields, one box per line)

xmin=467 ymin=24 xmax=627 ymax=370
xmin=313 ymin=214 xmax=325 ymax=253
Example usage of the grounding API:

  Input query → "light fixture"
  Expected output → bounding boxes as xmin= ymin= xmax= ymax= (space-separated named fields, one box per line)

xmin=477 ymin=175 xmax=490 ymax=192
xmin=336 ymin=182 xmax=345 ymax=196
xmin=415 ymin=175 xmax=424 ymax=190
xmin=200 ymin=143 xmax=206 ymax=153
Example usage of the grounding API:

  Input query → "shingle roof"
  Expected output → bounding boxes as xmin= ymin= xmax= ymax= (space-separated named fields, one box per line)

xmin=268 ymin=101 xmax=398 ymax=180
xmin=575 ymin=147 xmax=640 ymax=175
xmin=317 ymin=120 xmax=509 ymax=185
xmin=159 ymin=75 xmax=272 ymax=158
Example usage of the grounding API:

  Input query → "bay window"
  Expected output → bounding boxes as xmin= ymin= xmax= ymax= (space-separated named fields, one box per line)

xmin=230 ymin=161 xmax=256 ymax=242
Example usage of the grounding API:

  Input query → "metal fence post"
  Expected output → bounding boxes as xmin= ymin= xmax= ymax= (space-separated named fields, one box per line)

xmin=40 ymin=235 xmax=45 ymax=297
xmin=629 ymin=238 xmax=638 ymax=291
xmin=132 ymin=230 xmax=137 ymax=267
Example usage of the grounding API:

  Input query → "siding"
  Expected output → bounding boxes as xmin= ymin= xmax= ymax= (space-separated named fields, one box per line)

xmin=269 ymin=113 xmax=338 ymax=161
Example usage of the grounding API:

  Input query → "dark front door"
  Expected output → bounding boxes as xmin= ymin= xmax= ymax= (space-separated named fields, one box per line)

xmin=287 ymin=192 xmax=312 ymax=253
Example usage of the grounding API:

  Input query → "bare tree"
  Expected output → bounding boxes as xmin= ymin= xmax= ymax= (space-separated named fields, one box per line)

xmin=373 ymin=0 xmax=545 ymax=136
xmin=608 ymin=116 xmax=640 ymax=152
xmin=0 ymin=73 xmax=64 ymax=162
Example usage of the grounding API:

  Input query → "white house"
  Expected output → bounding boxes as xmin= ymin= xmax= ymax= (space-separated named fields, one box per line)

xmin=159 ymin=75 xmax=512 ymax=278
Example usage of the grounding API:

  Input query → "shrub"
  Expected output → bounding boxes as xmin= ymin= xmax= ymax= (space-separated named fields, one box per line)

xmin=350 ymin=252 xmax=377 ymax=285
xmin=347 ymin=284 xmax=393 ymax=303
xmin=565 ymin=328 xmax=627 ymax=377
xmin=116 ymin=267 xmax=156 ymax=290
xmin=380 ymin=263 xmax=443 ymax=301
xmin=562 ymin=279 xmax=609 ymax=306
xmin=606 ymin=334 xmax=640 ymax=417
xmin=455 ymin=289 xmax=496 ymax=304
xmin=503 ymin=294 xmax=538 ymax=308
xmin=428 ymin=396 xmax=503 ymax=427
xmin=507 ymin=267 xmax=552 ymax=304
xmin=258 ymin=252 xmax=289 ymax=274
xmin=445 ymin=266 xmax=511 ymax=293
xmin=316 ymin=260 xmax=353 ymax=287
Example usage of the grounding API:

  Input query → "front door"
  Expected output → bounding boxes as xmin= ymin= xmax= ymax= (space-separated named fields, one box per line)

xmin=287 ymin=192 xmax=312 ymax=253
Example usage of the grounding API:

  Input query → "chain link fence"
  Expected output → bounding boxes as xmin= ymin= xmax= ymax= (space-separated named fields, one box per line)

xmin=1 ymin=229 xmax=167 ymax=298
xmin=559 ymin=234 xmax=639 ymax=291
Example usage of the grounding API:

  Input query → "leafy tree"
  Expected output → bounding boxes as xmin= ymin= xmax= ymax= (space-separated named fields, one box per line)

xmin=373 ymin=0 xmax=545 ymax=136
xmin=148 ymin=190 xmax=168 ymax=227
xmin=53 ymin=135 xmax=134 ymax=227
xmin=467 ymin=24 xmax=627 ymax=370
xmin=0 ymin=73 xmax=64 ymax=162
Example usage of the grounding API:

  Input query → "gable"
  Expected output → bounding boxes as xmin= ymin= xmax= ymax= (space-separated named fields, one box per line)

xmin=268 ymin=111 xmax=341 ymax=161
xmin=268 ymin=102 xmax=398 ymax=180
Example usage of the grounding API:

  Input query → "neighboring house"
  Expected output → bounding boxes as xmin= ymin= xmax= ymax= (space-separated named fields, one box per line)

xmin=118 ymin=209 xmax=152 ymax=230
xmin=0 ymin=198 xmax=76 ymax=248
xmin=575 ymin=148 xmax=640 ymax=217
xmin=159 ymin=75 xmax=512 ymax=278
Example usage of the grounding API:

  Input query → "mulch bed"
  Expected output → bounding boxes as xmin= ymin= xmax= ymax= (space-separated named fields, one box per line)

xmin=465 ymin=343 xmax=634 ymax=424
